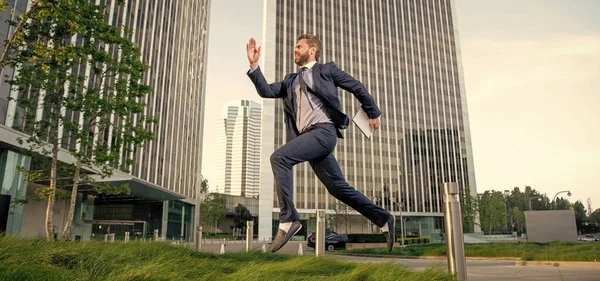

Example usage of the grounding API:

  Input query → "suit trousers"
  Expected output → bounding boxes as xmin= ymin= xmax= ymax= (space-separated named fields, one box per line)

xmin=270 ymin=122 xmax=390 ymax=228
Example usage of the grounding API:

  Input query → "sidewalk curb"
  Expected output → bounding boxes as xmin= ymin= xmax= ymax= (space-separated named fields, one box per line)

xmin=336 ymin=253 xmax=600 ymax=267
xmin=334 ymin=253 xmax=518 ymax=261
xmin=516 ymin=260 xmax=600 ymax=268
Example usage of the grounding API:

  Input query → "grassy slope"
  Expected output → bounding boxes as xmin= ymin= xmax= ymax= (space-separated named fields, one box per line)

xmin=0 ymin=237 xmax=453 ymax=281
xmin=345 ymin=242 xmax=600 ymax=261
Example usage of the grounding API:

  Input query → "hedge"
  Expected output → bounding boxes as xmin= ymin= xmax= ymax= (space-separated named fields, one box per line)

xmin=347 ymin=234 xmax=387 ymax=243
xmin=397 ymin=237 xmax=430 ymax=245
xmin=346 ymin=234 xmax=430 ymax=245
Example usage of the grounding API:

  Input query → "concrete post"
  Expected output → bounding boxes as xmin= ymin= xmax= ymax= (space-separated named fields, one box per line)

xmin=153 ymin=229 xmax=159 ymax=241
xmin=196 ymin=226 xmax=202 ymax=251
xmin=246 ymin=221 xmax=254 ymax=252
xmin=124 ymin=232 xmax=130 ymax=243
xmin=444 ymin=182 xmax=468 ymax=281
xmin=109 ymin=233 xmax=115 ymax=242
xmin=316 ymin=210 xmax=326 ymax=257
xmin=104 ymin=234 xmax=108 ymax=242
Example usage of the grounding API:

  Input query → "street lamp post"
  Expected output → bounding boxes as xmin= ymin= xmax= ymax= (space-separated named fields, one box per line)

xmin=552 ymin=191 xmax=572 ymax=210
xmin=528 ymin=196 xmax=542 ymax=210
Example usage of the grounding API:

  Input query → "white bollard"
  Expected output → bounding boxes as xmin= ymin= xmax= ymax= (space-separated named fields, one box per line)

xmin=196 ymin=226 xmax=202 ymax=251
xmin=246 ymin=221 xmax=254 ymax=252
xmin=153 ymin=229 xmax=159 ymax=241
xmin=298 ymin=243 xmax=303 ymax=256
xmin=261 ymin=244 xmax=266 ymax=253
xmin=316 ymin=210 xmax=326 ymax=257
xmin=444 ymin=182 xmax=468 ymax=281
xmin=124 ymin=232 xmax=130 ymax=243
xmin=220 ymin=244 xmax=225 ymax=254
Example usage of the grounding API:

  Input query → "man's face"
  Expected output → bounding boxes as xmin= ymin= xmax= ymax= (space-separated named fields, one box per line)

xmin=294 ymin=39 xmax=314 ymax=66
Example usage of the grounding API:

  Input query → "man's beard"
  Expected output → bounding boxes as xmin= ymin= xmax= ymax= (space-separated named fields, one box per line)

xmin=294 ymin=51 xmax=310 ymax=66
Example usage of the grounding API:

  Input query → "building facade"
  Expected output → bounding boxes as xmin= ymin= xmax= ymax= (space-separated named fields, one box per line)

xmin=0 ymin=0 xmax=211 ymax=240
xmin=258 ymin=0 xmax=477 ymax=240
xmin=215 ymin=100 xmax=261 ymax=197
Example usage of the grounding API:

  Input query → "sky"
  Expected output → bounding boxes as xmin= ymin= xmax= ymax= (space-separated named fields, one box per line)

xmin=202 ymin=0 xmax=600 ymax=210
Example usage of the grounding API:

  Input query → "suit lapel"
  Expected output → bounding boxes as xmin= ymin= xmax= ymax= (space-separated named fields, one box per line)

xmin=311 ymin=63 xmax=321 ymax=95
xmin=309 ymin=63 xmax=331 ymax=106
xmin=284 ymin=74 xmax=298 ymax=117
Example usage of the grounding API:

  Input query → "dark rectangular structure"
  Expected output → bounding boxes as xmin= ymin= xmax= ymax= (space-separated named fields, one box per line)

xmin=525 ymin=210 xmax=577 ymax=242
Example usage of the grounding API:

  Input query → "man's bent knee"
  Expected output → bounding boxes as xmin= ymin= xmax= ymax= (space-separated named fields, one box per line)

xmin=270 ymin=151 xmax=286 ymax=167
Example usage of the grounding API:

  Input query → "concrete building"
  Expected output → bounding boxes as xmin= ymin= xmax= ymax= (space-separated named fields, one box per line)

xmin=215 ymin=100 xmax=262 ymax=198
xmin=257 ymin=0 xmax=477 ymax=240
xmin=0 ymin=0 xmax=211 ymax=240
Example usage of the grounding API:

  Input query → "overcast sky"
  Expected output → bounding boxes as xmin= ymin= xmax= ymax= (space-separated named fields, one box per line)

xmin=201 ymin=0 xmax=600 ymax=210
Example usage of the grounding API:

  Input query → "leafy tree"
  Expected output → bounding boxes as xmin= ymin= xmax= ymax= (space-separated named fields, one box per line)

xmin=554 ymin=197 xmax=572 ymax=210
xmin=460 ymin=188 xmax=478 ymax=233
xmin=3 ymin=0 xmax=154 ymax=240
xmin=332 ymin=201 xmax=353 ymax=234
xmin=587 ymin=198 xmax=593 ymax=217
xmin=574 ymin=201 xmax=588 ymax=231
xmin=521 ymin=186 xmax=551 ymax=210
xmin=478 ymin=190 xmax=507 ymax=235
xmin=199 ymin=192 xmax=228 ymax=234
xmin=590 ymin=209 xmax=600 ymax=225
xmin=511 ymin=207 xmax=525 ymax=234
xmin=233 ymin=204 xmax=252 ymax=235
xmin=199 ymin=175 xmax=209 ymax=195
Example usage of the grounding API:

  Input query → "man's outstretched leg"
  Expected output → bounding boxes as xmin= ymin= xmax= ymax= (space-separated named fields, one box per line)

xmin=310 ymin=153 xmax=396 ymax=252
xmin=268 ymin=124 xmax=335 ymax=253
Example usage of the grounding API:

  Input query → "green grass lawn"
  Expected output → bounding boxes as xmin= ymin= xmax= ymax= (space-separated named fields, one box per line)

xmin=344 ymin=242 xmax=600 ymax=262
xmin=0 ymin=236 xmax=453 ymax=281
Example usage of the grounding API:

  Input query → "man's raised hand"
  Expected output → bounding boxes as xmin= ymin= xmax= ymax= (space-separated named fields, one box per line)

xmin=246 ymin=38 xmax=261 ymax=68
xmin=369 ymin=117 xmax=380 ymax=132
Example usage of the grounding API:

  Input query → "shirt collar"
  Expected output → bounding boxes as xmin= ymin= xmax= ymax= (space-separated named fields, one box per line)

xmin=301 ymin=61 xmax=317 ymax=70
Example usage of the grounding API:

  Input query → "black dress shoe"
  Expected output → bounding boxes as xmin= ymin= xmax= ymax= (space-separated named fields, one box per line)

xmin=382 ymin=214 xmax=396 ymax=252
xmin=268 ymin=220 xmax=302 ymax=253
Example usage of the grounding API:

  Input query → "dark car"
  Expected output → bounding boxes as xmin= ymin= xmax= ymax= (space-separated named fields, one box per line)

xmin=581 ymin=234 xmax=599 ymax=242
xmin=307 ymin=232 xmax=348 ymax=250
xmin=306 ymin=230 xmax=337 ymax=248
xmin=323 ymin=234 xmax=348 ymax=250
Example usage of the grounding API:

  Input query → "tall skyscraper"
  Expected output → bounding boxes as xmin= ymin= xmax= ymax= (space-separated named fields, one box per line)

xmin=216 ymin=100 xmax=262 ymax=197
xmin=258 ymin=0 xmax=477 ymax=240
xmin=0 ymin=0 xmax=211 ymax=240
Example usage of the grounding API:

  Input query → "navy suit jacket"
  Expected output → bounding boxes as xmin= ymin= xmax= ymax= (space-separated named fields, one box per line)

xmin=247 ymin=61 xmax=381 ymax=142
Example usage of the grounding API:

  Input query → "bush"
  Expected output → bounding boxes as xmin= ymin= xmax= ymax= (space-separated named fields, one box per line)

xmin=397 ymin=237 xmax=430 ymax=245
xmin=347 ymin=234 xmax=387 ymax=243
xmin=345 ymin=234 xmax=431 ymax=244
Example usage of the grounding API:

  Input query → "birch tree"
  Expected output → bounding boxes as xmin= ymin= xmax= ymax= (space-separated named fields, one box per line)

xmin=4 ymin=0 xmax=154 ymax=240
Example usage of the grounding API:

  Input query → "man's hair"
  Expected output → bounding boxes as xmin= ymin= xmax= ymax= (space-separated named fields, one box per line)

xmin=298 ymin=34 xmax=321 ymax=60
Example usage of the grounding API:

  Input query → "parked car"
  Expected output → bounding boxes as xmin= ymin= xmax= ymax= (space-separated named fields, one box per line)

xmin=306 ymin=230 xmax=337 ymax=248
xmin=323 ymin=234 xmax=348 ymax=250
xmin=307 ymin=231 xmax=347 ymax=250
xmin=581 ymin=234 xmax=599 ymax=242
